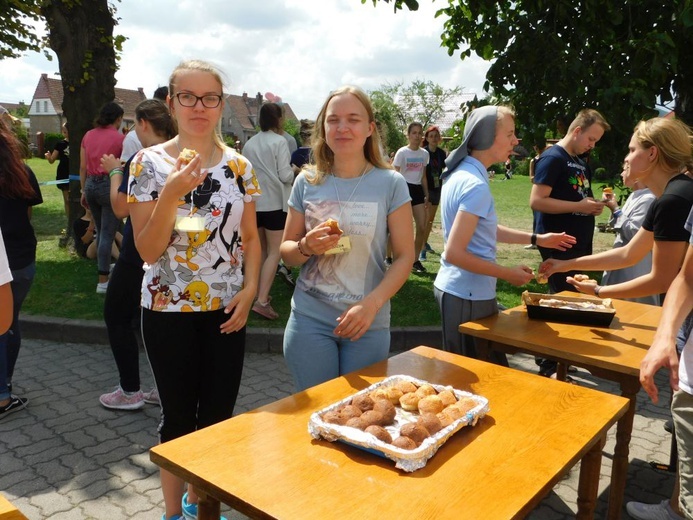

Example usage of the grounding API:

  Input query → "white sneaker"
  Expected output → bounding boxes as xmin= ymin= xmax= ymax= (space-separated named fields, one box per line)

xmin=96 ymin=281 xmax=109 ymax=294
xmin=626 ymin=499 xmax=684 ymax=520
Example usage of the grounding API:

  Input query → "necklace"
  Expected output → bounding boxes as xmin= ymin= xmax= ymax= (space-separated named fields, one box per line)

xmin=332 ymin=162 xmax=370 ymax=227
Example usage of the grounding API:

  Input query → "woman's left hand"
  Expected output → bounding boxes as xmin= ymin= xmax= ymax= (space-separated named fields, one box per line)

xmin=538 ymin=232 xmax=577 ymax=251
xmin=220 ymin=288 xmax=254 ymax=334
xmin=333 ymin=297 xmax=379 ymax=341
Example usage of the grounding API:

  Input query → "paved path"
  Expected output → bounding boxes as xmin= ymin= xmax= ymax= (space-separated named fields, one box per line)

xmin=0 ymin=337 xmax=678 ymax=519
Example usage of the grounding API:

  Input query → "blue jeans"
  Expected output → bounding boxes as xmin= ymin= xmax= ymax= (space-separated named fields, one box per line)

xmin=283 ymin=310 xmax=390 ymax=392
xmin=0 ymin=262 xmax=35 ymax=400
xmin=84 ymin=175 xmax=119 ymax=276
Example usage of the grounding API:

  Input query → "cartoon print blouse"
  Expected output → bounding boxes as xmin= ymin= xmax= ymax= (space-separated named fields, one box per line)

xmin=128 ymin=144 xmax=261 ymax=312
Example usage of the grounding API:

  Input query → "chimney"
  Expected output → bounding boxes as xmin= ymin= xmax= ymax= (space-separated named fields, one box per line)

xmin=41 ymin=73 xmax=48 ymax=79
xmin=256 ymin=92 xmax=263 ymax=106
xmin=242 ymin=92 xmax=248 ymax=101
xmin=138 ymin=87 xmax=145 ymax=96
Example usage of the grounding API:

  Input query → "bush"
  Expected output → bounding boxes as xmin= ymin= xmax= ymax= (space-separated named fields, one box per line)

xmin=593 ymin=167 xmax=610 ymax=181
xmin=43 ymin=132 xmax=64 ymax=155
xmin=514 ymin=158 xmax=530 ymax=176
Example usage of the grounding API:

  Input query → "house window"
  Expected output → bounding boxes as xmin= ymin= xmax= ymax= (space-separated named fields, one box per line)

xmin=44 ymin=101 xmax=48 ymax=112
xmin=36 ymin=101 xmax=40 ymax=113
xmin=229 ymin=118 xmax=233 ymax=126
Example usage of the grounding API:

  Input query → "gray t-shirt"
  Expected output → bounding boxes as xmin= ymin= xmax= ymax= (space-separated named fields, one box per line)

xmin=288 ymin=167 xmax=410 ymax=328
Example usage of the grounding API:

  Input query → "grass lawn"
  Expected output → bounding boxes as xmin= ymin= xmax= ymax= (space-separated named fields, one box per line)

xmin=23 ymin=158 xmax=615 ymax=325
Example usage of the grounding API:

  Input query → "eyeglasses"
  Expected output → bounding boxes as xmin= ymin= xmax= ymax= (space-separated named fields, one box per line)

xmin=174 ymin=92 xmax=223 ymax=109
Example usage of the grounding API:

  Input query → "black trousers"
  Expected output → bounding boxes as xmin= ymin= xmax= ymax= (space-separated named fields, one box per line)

xmin=103 ymin=260 xmax=144 ymax=392
xmin=141 ymin=308 xmax=246 ymax=443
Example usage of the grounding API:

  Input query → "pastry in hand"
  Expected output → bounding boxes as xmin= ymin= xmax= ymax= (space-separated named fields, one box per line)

xmin=324 ymin=218 xmax=343 ymax=235
xmin=573 ymin=274 xmax=591 ymax=282
xmin=178 ymin=148 xmax=197 ymax=165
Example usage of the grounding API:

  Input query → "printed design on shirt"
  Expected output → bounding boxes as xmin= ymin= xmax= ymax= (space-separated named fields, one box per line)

xmin=567 ymin=160 xmax=591 ymax=197
xmin=129 ymin=147 xmax=255 ymax=311
xmin=298 ymin=199 xmax=378 ymax=303
xmin=404 ymin=157 xmax=425 ymax=178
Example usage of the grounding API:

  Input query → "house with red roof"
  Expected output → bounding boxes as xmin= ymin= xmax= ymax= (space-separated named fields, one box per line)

xmin=222 ymin=91 xmax=298 ymax=146
xmin=27 ymin=74 xmax=298 ymax=147
xmin=28 ymin=73 xmax=146 ymax=136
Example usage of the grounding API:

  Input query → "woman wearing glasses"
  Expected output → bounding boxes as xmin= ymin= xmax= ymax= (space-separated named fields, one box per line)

xmin=128 ymin=60 xmax=261 ymax=520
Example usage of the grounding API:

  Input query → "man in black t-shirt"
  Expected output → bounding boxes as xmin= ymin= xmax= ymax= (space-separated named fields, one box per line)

xmin=530 ymin=109 xmax=610 ymax=377
xmin=531 ymin=109 xmax=610 ymax=292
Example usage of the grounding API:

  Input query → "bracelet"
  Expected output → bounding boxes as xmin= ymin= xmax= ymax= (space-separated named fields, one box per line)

xmin=531 ymin=233 xmax=537 ymax=246
xmin=297 ymin=238 xmax=312 ymax=257
xmin=594 ymin=285 xmax=602 ymax=297
xmin=108 ymin=167 xmax=123 ymax=178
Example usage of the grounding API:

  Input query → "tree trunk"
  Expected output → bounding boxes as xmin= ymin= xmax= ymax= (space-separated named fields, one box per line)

xmin=40 ymin=0 xmax=117 ymax=248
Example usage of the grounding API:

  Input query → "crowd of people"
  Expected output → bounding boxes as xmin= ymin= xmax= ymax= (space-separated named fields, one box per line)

xmin=2 ymin=57 xmax=693 ymax=520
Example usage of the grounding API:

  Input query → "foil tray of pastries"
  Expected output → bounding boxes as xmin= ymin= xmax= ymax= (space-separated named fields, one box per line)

xmin=308 ymin=374 xmax=489 ymax=472
xmin=521 ymin=290 xmax=616 ymax=327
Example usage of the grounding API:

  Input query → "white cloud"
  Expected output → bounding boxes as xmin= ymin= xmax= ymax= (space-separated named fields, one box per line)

xmin=0 ymin=0 xmax=490 ymax=120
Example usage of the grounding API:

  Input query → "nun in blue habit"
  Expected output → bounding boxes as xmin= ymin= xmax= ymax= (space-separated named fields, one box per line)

xmin=433 ymin=105 xmax=576 ymax=364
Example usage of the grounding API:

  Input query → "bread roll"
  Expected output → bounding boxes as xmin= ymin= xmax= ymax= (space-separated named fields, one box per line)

xmin=369 ymin=388 xmax=390 ymax=402
xmin=178 ymin=148 xmax=197 ymax=165
xmin=325 ymin=218 xmax=342 ymax=235
xmin=438 ymin=389 xmax=457 ymax=407
xmin=415 ymin=384 xmax=437 ymax=399
xmin=392 ymin=436 xmax=418 ymax=450
xmin=373 ymin=399 xmax=396 ymax=424
xmin=399 ymin=392 xmax=420 ymax=411
xmin=345 ymin=416 xmax=367 ymax=430
xmin=400 ymin=423 xmax=429 ymax=445
xmin=365 ymin=425 xmax=393 ymax=444
xmin=385 ymin=386 xmax=404 ymax=405
xmin=417 ymin=413 xmax=443 ymax=435
xmin=339 ymin=404 xmax=362 ymax=420
xmin=418 ymin=395 xmax=444 ymax=415
xmin=360 ymin=410 xmax=385 ymax=427
xmin=351 ymin=394 xmax=375 ymax=412
xmin=396 ymin=381 xmax=418 ymax=394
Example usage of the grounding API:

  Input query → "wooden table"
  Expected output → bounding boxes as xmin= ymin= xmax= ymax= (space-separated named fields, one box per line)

xmin=151 ymin=346 xmax=628 ymax=519
xmin=460 ymin=294 xmax=662 ymax=520
xmin=0 ymin=494 xmax=28 ymax=520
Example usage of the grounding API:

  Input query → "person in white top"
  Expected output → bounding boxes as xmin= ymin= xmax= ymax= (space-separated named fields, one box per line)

xmin=393 ymin=122 xmax=429 ymax=273
xmin=121 ymin=127 xmax=142 ymax=160
xmin=241 ymin=102 xmax=293 ymax=320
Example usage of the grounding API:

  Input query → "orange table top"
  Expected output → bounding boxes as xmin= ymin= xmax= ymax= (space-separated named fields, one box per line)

xmin=460 ymin=294 xmax=662 ymax=377
xmin=151 ymin=346 xmax=628 ymax=519
xmin=0 ymin=494 xmax=27 ymax=520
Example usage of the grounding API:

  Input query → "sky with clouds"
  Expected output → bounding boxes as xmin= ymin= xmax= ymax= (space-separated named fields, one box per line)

xmin=0 ymin=0 xmax=491 ymax=120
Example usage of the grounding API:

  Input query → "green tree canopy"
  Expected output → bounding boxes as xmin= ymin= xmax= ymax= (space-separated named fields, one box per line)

xmin=364 ymin=0 xmax=693 ymax=172
xmin=369 ymin=80 xmax=465 ymax=154
xmin=1 ymin=0 xmax=125 ymax=244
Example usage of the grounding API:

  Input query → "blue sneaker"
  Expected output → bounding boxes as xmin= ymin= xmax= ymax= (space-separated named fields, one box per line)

xmin=425 ymin=242 xmax=434 ymax=253
xmin=419 ymin=250 xmax=427 ymax=261
xmin=182 ymin=492 xmax=228 ymax=520
xmin=162 ymin=515 xmax=184 ymax=520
